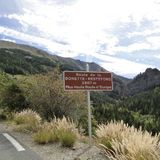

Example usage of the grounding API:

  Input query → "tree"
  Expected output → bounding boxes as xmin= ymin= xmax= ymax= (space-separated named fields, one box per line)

xmin=25 ymin=71 xmax=87 ymax=121
xmin=2 ymin=83 xmax=28 ymax=111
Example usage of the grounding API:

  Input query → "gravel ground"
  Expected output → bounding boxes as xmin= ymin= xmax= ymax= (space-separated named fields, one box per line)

xmin=0 ymin=122 xmax=107 ymax=160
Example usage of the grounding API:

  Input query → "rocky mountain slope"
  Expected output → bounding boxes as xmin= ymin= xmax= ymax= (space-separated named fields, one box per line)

xmin=127 ymin=68 xmax=160 ymax=95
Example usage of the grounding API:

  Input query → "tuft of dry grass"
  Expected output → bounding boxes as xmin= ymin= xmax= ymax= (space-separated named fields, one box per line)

xmin=59 ymin=130 xmax=77 ymax=147
xmin=96 ymin=120 xmax=127 ymax=150
xmin=33 ymin=122 xmax=58 ymax=144
xmin=52 ymin=116 xmax=79 ymax=147
xmin=13 ymin=111 xmax=81 ymax=148
xmin=53 ymin=116 xmax=79 ymax=136
xmin=96 ymin=121 xmax=160 ymax=160
xmin=34 ymin=116 xmax=79 ymax=147
xmin=13 ymin=109 xmax=41 ymax=133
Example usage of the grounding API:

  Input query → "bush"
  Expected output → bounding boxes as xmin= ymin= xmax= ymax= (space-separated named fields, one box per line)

xmin=33 ymin=122 xmax=58 ymax=144
xmin=0 ymin=109 xmax=7 ymax=120
xmin=59 ymin=130 xmax=76 ymax=147
xmin=33 ymin=116 xmax=78 ymax=147
xmin=14 ymin=109 xmax=41 ymax=133
xmin=55 ymin=116 xmax=78 ymax=134
xmin=25 ymin=72 xmax=87 ymax=121
xmin=54 ymin=116 xmax=78 ymax=147
xmin=2 ymin=83 xmax=28 ymax=112
xmin=78 ymin=115 xmax=98 ymax=135
xmin=54 ymin=117 xmax=79 ymax=147
xmin=96 ymin=120 xmax=127 ymax=150
xmin=96 ymin=121 xmax=160 ymax=160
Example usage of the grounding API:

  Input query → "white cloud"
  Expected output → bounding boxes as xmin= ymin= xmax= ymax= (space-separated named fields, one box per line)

xmin=146 ymin=36 xmax=160 ymax=50
xmin=115 ymin=42 xmax=151 ymax=53
xmin=1 ymin=38 xmax=16 ymax=43
xmin=93 ymin=53 xmax=154 ymax=77
xmin=0 ymin=26 xmax=74 ymax=55
xmin=128 ymin=28 xmax=160 ymax=37
xmin=7 ymin=0 xmax=160 ymax=55
xmin=0 ymin=26 xmax=156 ymax=77
xmin=1 ymin=0 xmax=160 ymax=77
xmin=154 ymin=54 xmax=160 ymax=59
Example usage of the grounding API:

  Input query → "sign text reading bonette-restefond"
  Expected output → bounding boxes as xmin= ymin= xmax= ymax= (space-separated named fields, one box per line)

xmin=64 ymin=71 xmax=113 ymax=91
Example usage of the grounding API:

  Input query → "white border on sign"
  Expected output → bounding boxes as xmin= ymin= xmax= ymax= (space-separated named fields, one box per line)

xmin=63 ymin=71 xmax=113 ymax=91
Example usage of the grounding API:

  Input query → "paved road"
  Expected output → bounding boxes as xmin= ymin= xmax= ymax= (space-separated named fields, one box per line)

xmin=0 ymin=132 xmax=42 ymax=160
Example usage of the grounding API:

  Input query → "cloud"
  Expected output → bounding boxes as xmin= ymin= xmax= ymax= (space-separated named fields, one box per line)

xmin=0 ymin=26 xmax=70 ymax=53
xmin=51 ymin=0 xmax=78 ymax=6
xmin=0 ymin=26 xmax=81 ymax=58
xmin=115 ymin=42 xmax=151 ymax=53
xmin=6 ymin=1 xmax=160 ymax=44
xmin=128 ymin=28 xmax=160 ymax=37
xmin=0 ymin=24 xmax=157 ymax=77
xmin=1 ymin=38 xmax=16 ymax=43
xmin=0 ymin=0 xmax=23 ymax=15
xmin=154 ymin=54 xmax=160 ymax=59
xmin=95 ymin=53 xmax=154 ymax=77
xmin=7 ymin=0 xmax=160 ymax=55
xmin=146 ymin=36 xmax=160 ymax=50
xmin=1 ymin=0 xmax=160 ymax=77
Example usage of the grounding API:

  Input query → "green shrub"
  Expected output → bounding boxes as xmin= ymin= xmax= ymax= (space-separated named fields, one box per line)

xmin=78 ymin=115 xmax=98 ymax=135
xmin=59 ymin=130 xmax=76 ymax=147
xmin=33 ymin=122 xmax=58 ymax=144
xmin=2 ymin=83 xmax=28 ymax=112
xmin=0 ymin=114 xmax=6 ymax=120
xmin=0 ymin=109 xmax=7 ymax=120
xmin=26 ymin=72 xmax=87 ymax=121
xmin=33 ymin=130 xmax=56 ymax=144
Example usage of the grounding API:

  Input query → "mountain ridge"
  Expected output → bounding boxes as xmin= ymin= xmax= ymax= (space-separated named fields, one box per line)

xmin=127 ymin=68 xmax=160 ymax=95
xmin=1 ymin=40 xmax=160 ymax=96
xmin=0 ymin=40 xmax=130 ymax=96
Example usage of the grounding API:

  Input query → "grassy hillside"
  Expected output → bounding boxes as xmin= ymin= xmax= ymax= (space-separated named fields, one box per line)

xmin=0 ymin=48 xmax=57 ymax=75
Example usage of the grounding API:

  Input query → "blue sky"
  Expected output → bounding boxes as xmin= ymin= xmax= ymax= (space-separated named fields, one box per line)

xmin=0 ymin=0 xmax=160 ymax=78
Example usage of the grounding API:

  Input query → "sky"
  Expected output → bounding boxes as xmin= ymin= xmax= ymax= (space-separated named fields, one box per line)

xmin=0 ymin=0 xmax=160 ymax=78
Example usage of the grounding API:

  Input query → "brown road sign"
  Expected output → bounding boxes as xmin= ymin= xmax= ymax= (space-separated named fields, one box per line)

xmin=63 ymin=71 xmax=113 ymax=91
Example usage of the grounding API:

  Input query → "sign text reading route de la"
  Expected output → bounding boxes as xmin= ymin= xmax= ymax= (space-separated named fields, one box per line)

xmin=64 ymin=71 xmax=113 ymax=91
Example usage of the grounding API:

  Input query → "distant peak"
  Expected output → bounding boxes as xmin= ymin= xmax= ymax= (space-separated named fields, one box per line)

xmin=145 ymin=68 xmax=159 ymax=73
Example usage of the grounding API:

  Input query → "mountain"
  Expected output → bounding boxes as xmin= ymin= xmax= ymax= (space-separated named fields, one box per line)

xmin=0 ymin=40 xmax=50 ymax=58
xmin=0 ymin=40 xmax=130 ymax=96
xmin=2 ymin=41 xmax=160 ymax=97
xmin=0 ymin=40 xmax=110 ymax=72
xmin=127 ymin=68 xmax=160 ymax=95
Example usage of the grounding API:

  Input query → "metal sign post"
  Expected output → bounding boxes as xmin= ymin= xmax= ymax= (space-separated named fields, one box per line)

xmin=63 ymin=68 xmax=113 ymax=147
xmin=86 ymin=63 xmax=92 ymax=146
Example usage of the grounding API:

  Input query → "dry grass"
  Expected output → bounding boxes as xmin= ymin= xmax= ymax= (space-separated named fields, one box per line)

xmin=33 ymin=122 xmax=58 ymax=144
xmin=96 ymin=120 xmax=127 ymax=150
xmin=34 ymin=116 xmax=79 ymax=147
xmin=52 ymin=116 xmax=79 ymax=147
xmin=13 ymin=109 xmax=41 ymax=133
xmin=13 ymin=110 xmax=84 ymax=148
xmin=53 ymin=116 xmax=79 ymax=136
xmin=96 ymin=121 xmax=160 ymax=160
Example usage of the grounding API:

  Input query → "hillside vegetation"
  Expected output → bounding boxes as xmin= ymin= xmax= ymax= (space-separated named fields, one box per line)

xmin=0 ymin=41 xmax=160 ymax=159
xmin=0 ymin=48 xmax=57 ymax=75
xmin=93 ymin=86 xmax=160 ymax=134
